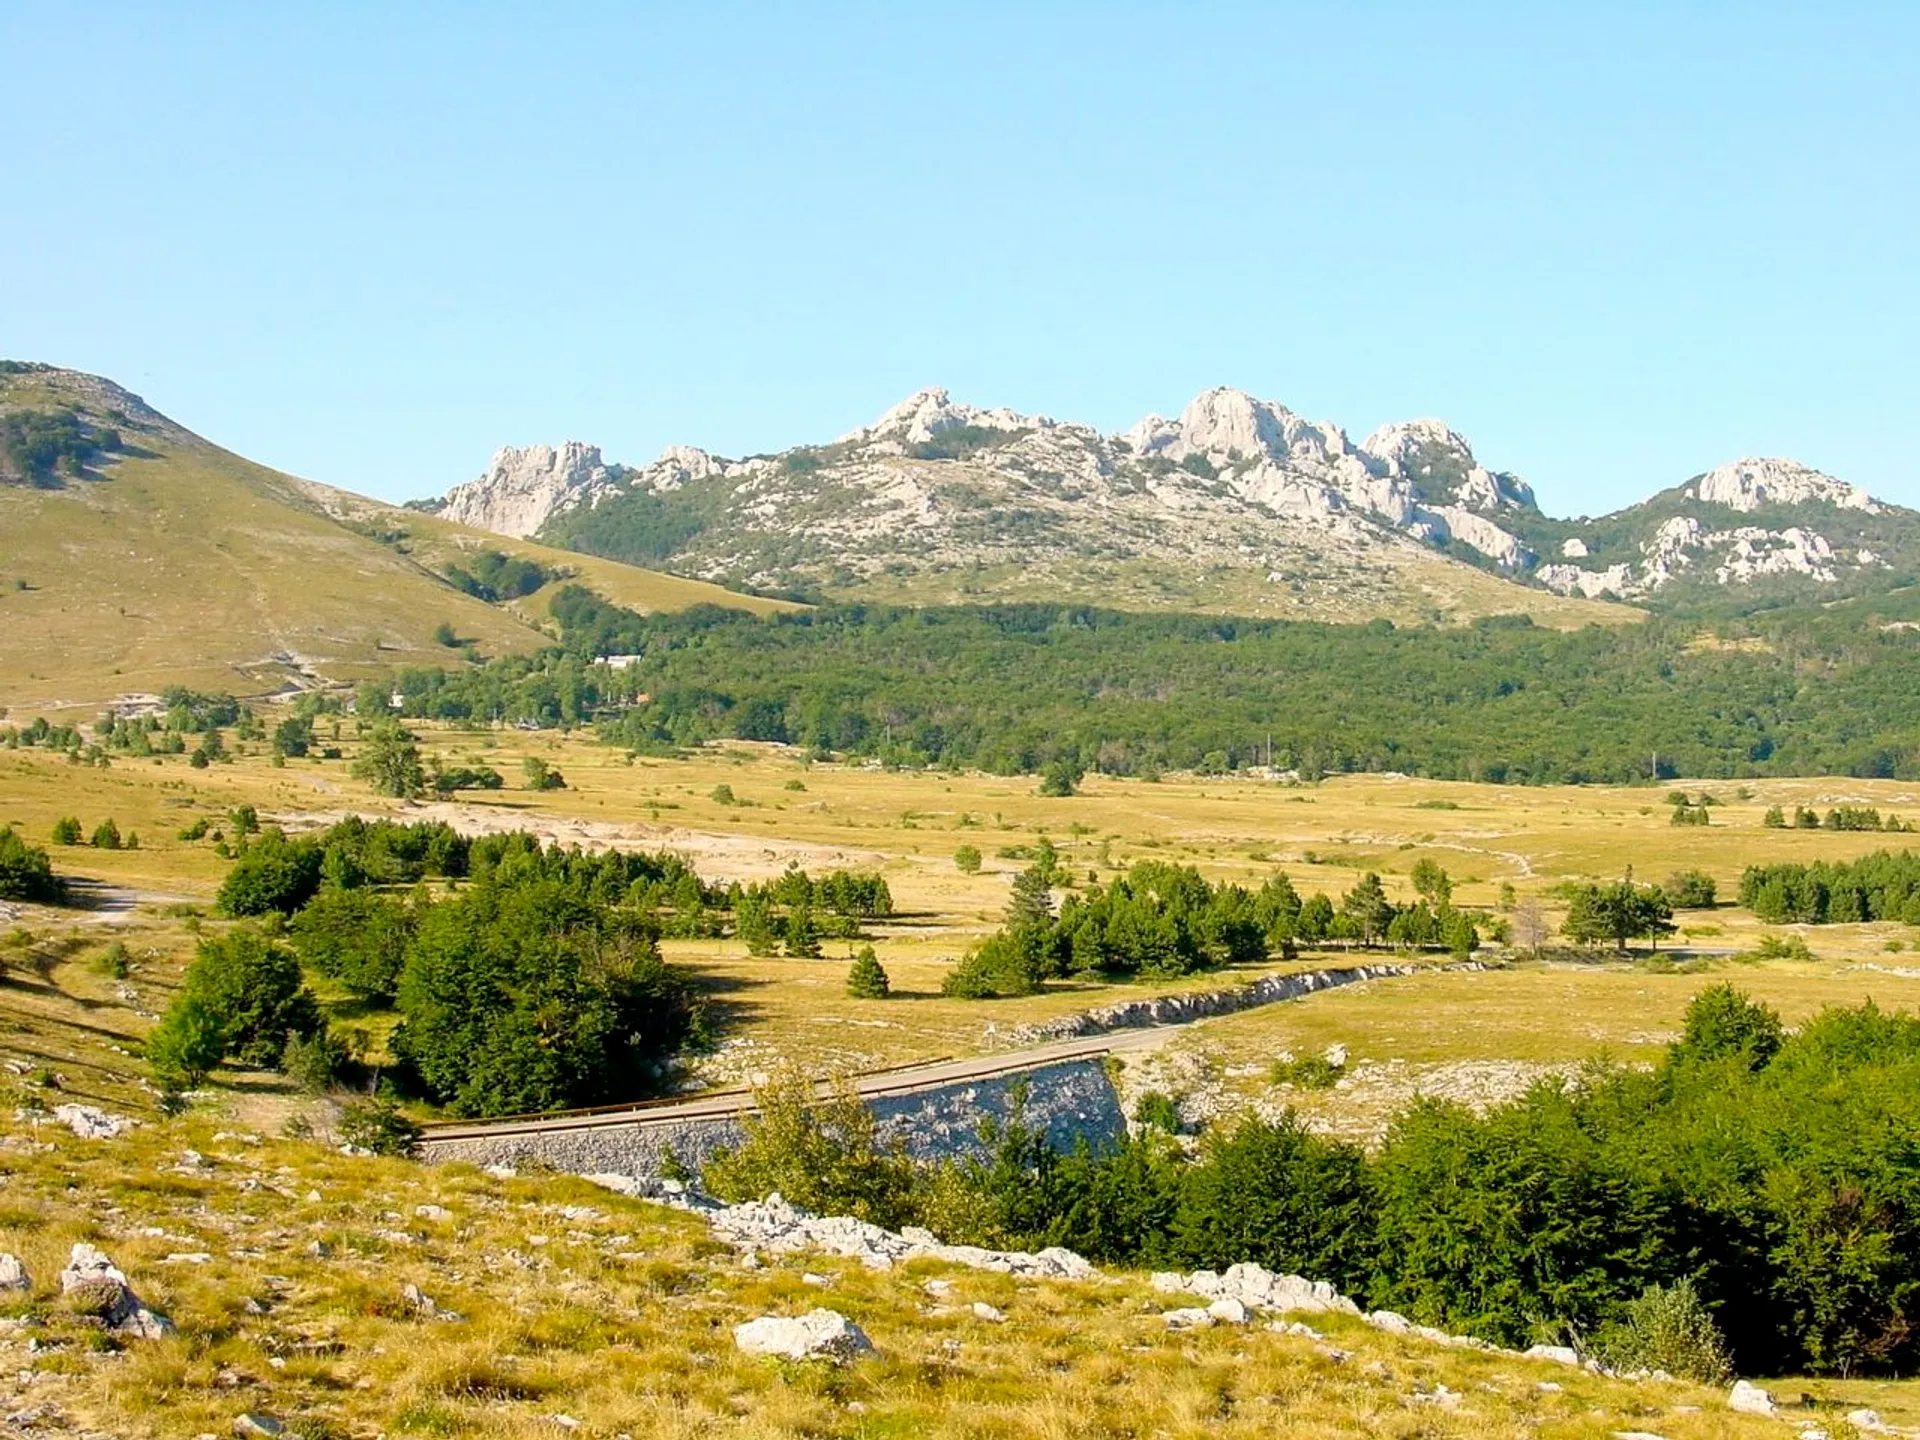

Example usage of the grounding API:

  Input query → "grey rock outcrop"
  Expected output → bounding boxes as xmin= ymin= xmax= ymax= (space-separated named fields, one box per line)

xmin=733 ymin=1308 xmax=874 ymax=1361
xmin=0 ymin=1253 xmax=28 ymax=1293
xmin=58 ymin=1243 xmax=172 ymax=1338
xmin=438 ymin=441 xmax=614 ymax=538
xmin=701 ymin=1193 xmax=1095 ymax=1278
xmin=53 ymin=1104 xmax=131 ymax=1140
xmin=1726 ymin=1379 xmax=1777 ymax=1416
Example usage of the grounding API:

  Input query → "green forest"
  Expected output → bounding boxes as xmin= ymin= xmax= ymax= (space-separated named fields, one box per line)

xmin=706 ymin=987 xmax=1920 ymax=1379
xmin=376 ymin=585 xmax=1920 ymax=784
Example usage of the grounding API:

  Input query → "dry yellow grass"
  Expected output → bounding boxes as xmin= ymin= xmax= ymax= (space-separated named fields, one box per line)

xmin=0 ymin=1119 xmax=1840 ymax=1439
xmin=0 ymin=367 xmax=784 ymax=710
xmin=5 ymin=725 xmax=1920 ymax=1431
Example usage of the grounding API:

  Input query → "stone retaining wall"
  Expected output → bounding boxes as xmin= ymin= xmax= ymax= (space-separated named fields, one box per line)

xmin=419 ymin=1057 xmax=1125 ymax=1178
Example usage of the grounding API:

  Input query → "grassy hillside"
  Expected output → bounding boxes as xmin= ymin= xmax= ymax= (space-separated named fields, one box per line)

xmin=0 ymin=364 xmax=787 ymax=709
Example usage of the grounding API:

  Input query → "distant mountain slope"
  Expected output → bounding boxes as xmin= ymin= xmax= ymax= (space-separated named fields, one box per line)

xmin=0 ymin=363 xmax=785 ymax=708
xmin=422 ymin=386 xmax=1916 ymax=616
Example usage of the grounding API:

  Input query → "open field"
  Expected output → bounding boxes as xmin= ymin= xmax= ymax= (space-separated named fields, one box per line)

xmin=5 ymin=722 xmax=1919 ymax=1094
xmin=6 ymin=719 xmax=1920 ymax=1429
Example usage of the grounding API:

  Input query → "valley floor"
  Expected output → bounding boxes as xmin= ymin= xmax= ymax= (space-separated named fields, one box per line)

xmin=5 ymin=726 xmax=1920 ymax=1431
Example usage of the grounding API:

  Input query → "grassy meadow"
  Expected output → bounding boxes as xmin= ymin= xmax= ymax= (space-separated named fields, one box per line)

xmin=6 ymin=721 xmax=1920 ymax=1432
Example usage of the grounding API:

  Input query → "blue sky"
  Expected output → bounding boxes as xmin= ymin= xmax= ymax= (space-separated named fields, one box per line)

xmin=2 ymin=2 xmax=1914 ymax=513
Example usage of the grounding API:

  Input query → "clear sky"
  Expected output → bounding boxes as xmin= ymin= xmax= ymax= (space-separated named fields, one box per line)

xmin=2 ymin=2 xmax=1915 ymax=514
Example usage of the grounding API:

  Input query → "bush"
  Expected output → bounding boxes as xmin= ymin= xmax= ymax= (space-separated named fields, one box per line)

xmin=170 ymin=927 xmax=322 ymax=1067
xmin=392 ymin=873 xmax=700 ymax=1116
xmin=288 ymin=886 xmax=414 ymax=1002
xmin=1170 ymin=1115 xmax=1377 ymax=1290
xmin=941 ymin=927 xmax=1046 ymax=998
xmin=1663 ymin=869 xmax=1717 ymax=909
xmin=703 ymin=1073 xmax=920 ymax=1228
xmin=0 ymin=828 xmax=65 ymax=905
xmin=1591 ymin=1279 xmax=1734 ymax=1383
xmin=523 ymin=756 xmax=565 ymax=791
xmin=1669 ymin=984 xmax=1783 ymax=1070
xmin=216 ymin=831 xmax=323 ymax=916
xmin=339 ymin=1094 xmax=422 ymax=1156
xmin=146 ymin=993 xmax=229 ymax=1092
xmin=93 ymin=942 xmax=129 ymax=979
xmin=846 ymin=946 xmax=890 ymax=998
xmin=1749 ymin=933 xmax=1815 ymax=963
xmin=50 ymin=816 xmax=80 ymax=846
xmin=88 ymin=818 xmax=121 ymax=850
xmin=353 ymin=723 xmax=426 ymax=799
xmin=1270 ymin=1053 xmax=1344 ymax=1090
xmin=709 ymin=782 xmax=736 ymax=805
xmin=281 ymin=1029 xmax=349 ymax=1096
xmin=1133 ymin=1091 xmax=1182 ymax=1134
xmin=1037 ymin=759 xmax=1083 ymax=797
xmin=953 ymin=844 xmax=983 ymax=875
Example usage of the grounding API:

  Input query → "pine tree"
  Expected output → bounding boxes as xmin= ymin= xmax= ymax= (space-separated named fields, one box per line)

xmin=735 ymin=892 xmax=779 ymax=956
xmin=846 ymin=945 xmax=890 ymax=998
xmin=1340 ymin=872 xmax=1394 ymax=946
xmin=1007 ymin=863 xmax=1055 ymax=927
xmin=784 ymin=900 xmax=823 ymax=958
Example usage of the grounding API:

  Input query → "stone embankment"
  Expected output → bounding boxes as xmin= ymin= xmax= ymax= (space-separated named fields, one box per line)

xmin=998 ymin=960 xmax=1485 ymax=1047
xmin=421 ymin=1057 xmax=1126 ymax=1179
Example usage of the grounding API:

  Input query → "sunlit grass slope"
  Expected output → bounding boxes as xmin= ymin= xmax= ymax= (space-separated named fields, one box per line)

xmin=0 ymin=364 xmax=786 ymax=709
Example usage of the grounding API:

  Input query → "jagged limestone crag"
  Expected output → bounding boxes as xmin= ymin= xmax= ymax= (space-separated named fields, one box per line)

xmin=427 ymin=384 xmax=1918 ymax=609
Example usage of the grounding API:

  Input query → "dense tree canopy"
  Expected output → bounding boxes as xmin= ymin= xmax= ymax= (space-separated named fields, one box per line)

xmin=369 ymin=589 xmax=1920 ymax=784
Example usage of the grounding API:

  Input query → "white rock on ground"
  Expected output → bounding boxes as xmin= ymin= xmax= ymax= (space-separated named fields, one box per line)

xmin=0 ymin=1253 xmax=28 ymax=1292
xmin=1727 ymin=1379 xmax=1778 ymax=1416
xmin=58 ymin=1243 xmax=173 ymax=1338
xmin=585 ymin=1177 xmax=1656 ymax=1377
xmin=52 ymin=1104 xmax=132 ymax=1139
xmin=733 ymin=1308 xmax=875 ymax=1362
xmin=1161 ymin=1308 xmax=1214 ymax=1329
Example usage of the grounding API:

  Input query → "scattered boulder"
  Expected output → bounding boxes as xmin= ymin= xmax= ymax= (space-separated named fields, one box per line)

xmin=414 ymin=1205 xmax=451 ymax=1222
xmin=1524 ymin=1344 xmax=1582 ymax=1368
xmin=970 ymin=1302 xmax=1005 ymax=1323
xmin=1727 ymin=1380 xmax=1777 ymax=1416
xmin=1206 ymin=1298 xmax=1251 ymax=1325
xmin=733 ymin=1308 xmax=875 ymax=1362
xmin=58 ymin=1244 xmax=172 ymax=1338
xmin=0 ymin=1254 xmax=28 ymax=1293
xmin=1161 ymin=1308 xmax=1214 ymax=1330
xmin=233 ymin=1416 xmax=285 ymax=1438
xmin=1152 ymin=1263 xmax=1360 ymax=1317
xmin=52 ymin=1104 xmax=131 ymax=1140
xmin=700 ymin=1193 xmax=1095 ymax=1278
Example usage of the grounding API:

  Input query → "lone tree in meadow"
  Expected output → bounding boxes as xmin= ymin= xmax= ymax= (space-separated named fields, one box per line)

xmin=353 ymin=723 xmax=426 ymax=799
xmin=846 ymin=945 xmax=890 ymax=998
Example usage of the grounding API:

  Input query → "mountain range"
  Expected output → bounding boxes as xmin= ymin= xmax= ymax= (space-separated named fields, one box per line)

xmin=422 ymin=386 xmax=1918 ymax=617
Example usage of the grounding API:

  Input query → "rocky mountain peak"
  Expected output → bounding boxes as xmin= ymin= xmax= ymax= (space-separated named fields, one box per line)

xmin=438 ymin=440 xmax=611 ymax=538
xmin=1690 ymin=457 xmax=1878 ymax=515
xmin=1122 ymin=388 xmax=1352 ymax=471
xmin=839 ymin=389 xmax=1054 ymax=451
